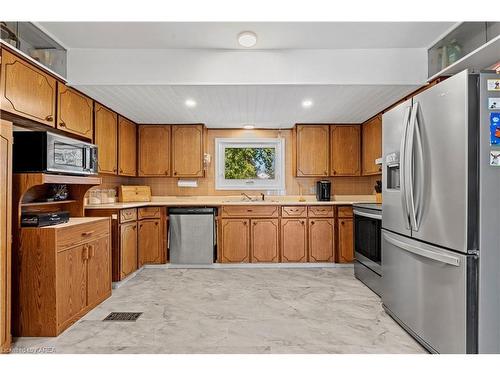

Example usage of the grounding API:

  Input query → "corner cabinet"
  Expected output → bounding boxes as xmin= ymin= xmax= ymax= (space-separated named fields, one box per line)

xmin=56 ymin=83 xmax=93 ymax=140
xmin=0 ymin=49 xmax=56 ymax=127
xmin=94 ymin=103 xmax=118 ymax=175
xmin=295 ymin=125 xmax=330 ymax=177
xmin=171 ymin=124 xmax=204 ymax=177
xmin=330 ymin=125 xmax=361 ymax=176
xmin=0 ymin=121 xmax=13 ymax=353
xmin=118 ymin=116 xmax=137 ymax=176
xmin=138 ymin=125 xmax=171 ymax=177
xmin=362 ymin=115 xmax=382 ymax=175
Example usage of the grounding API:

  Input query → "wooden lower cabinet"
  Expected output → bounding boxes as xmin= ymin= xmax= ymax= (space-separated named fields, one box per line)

xmin=280 ymin=218 xmax=307 ymax=262
xmin=308 ymin=218 xmax=335 ymax=262
xmin=0 ymin=121 xmax=12 ymax=353
xmin=337 ymin=218 xmax=354 ymax=263
xmin=220 ymin=219 xmax=250 ymax=263
xmin=251 ymin=219 xmax=279 ymax=263
xmin=138 ymin=219 xmax=163 ymax=266
xmin=14 ymin=217 xmax=111 ymax=337
xmin=120 ymin=222 xmax=138 ymax=278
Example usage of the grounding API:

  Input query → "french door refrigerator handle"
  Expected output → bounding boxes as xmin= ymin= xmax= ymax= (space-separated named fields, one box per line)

xmin=413 ymin=102 xmax=425 ymax=231
xmin=399 ymin=105 xmax=412 ymax=230
xmin=383 ymin=232 xmax=461 ymax=267
xmin=407 ymin=102 xmax=419 ymax=232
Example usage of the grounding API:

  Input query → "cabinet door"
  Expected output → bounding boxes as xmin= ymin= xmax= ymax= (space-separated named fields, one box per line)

xmin=120 ymin=222 xmax=138 ymax=278
xmin=308 ymin=218 xmax=335 ymax=262
xmin=362 ymin=116 xmax=382 ymax=175
xmin=57 ymin=83 xmax=93 ymax=139
xmin=220 ymin=219 xmax=250 ymax=263
xmin=138 ymin=219 xmax=164 ymax=266
xmin=251 ymin=219 xmax=279 ymax=263
xmin=171 ymin=125 xmax=204 ymax=177
xmin=280 ymin=218 xmax=307 ymax=262
xmin=338 ymin=218 xmax=354 ymax=263
xmin=0 ymin=49 xmax=56 ymax=127
xmin=295 ymin=125 xmax=329 ymax=177
xmin=87 ymin=236 xmax=112 ymax=307
xmin=56 ymin=245 xmax=88 ymax=326
xmin=118 ymin=116 xmax=137 ymax=176
xmin=138 ymin=125 xmax=170 ymax=176
xmin=330 ymin=125 xmax=361 ymax=176
xmin=0 ymin=121 xmax=12 ymax=353
xmin=94 ymin=103 xmax=118 ymax=175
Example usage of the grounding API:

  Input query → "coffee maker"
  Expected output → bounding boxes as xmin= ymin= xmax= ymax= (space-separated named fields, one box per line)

xmin=316 ymin=180 xmax=331 ymax=201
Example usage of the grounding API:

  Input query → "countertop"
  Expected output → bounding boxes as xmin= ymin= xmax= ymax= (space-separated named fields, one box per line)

xmin=85 ymin=195 xmax=377 ymax=210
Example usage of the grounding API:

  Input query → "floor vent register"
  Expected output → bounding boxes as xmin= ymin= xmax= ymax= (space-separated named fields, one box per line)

xmin=103 ymin=312 xmax=143 ymax=321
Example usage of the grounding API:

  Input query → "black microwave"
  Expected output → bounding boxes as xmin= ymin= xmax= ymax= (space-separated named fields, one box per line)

xmin=13 ymin=131 xmax=98 ymax=176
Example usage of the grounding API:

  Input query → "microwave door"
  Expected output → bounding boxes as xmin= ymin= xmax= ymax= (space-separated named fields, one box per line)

xmin=49 ymin=141 xmax=86 ymax=175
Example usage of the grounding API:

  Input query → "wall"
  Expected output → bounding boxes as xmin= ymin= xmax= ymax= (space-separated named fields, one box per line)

xmin=98 ymin=128 xmax=380 ymax=197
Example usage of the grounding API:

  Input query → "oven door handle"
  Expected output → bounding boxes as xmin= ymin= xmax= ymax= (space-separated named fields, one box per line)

xmin=353 ymin=210 xmax=382 ymax=220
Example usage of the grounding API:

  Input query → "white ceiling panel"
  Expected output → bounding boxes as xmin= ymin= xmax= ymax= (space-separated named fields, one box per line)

xmin=37 ymin=22 xmax=455 ymax=50
xmin=74 ymin=84 xmax=419 ymax=127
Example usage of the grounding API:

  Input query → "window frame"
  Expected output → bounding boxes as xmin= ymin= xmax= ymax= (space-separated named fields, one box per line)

xmin=215 ymin=137 xmax=286 ymax=191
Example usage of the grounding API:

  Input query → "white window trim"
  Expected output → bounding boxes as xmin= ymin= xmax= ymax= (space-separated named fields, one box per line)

xmin=215 ymin=138 xmax=285 ymax=191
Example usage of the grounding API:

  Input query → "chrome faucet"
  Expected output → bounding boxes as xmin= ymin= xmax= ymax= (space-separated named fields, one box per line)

xmin=241 ymin=192 xmax=253 ymax=201
xmin=260 ymin=193 xmax=265 ymax=201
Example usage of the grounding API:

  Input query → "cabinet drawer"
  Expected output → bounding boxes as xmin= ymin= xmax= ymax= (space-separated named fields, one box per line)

xmin=221 ymin=205 xmax=279 ymax=218
xmin=281 ymin=206 xmax=307 ymax=217
xmin=337 ymin=206 xmax=353 ymax=218
xmin=308 ymin=206 xmax=334 ymax=217
xmin=120 ymin=208 xmax=137 ymax=223
xmin=138 ymin=207 xmax=161 ymax=220
xmin=56 ymin=219 xmax=110 ymax=251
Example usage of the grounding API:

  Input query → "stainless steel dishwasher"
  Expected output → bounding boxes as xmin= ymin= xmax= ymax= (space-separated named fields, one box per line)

xmin=168 ymin=207 xmax=217 ymax=264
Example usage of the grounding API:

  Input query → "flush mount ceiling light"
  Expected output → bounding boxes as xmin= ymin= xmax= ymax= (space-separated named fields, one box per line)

xmin=302 ymin=99 xmax=313 ymax=108
xmin=237 ymin=31 xmax=258 ymax=48
xmin=185 ymin=99 xmax=197 ymax=108
xmin=243 ymin=124 xmax=255 ymax=130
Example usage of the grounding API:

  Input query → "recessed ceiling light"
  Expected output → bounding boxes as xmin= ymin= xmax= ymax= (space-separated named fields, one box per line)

xmin=185 ymin=99 xmax=197 ymax=108
xmin=243 ymin=124 xmax=255 ymax=130
xmin=238 ymin=31 xmax=257 ymax=48
xmin=302 ymin=99 xmax=313 ymax=108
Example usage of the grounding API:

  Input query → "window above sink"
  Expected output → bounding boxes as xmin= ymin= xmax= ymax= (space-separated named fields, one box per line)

xmin=215 ymin=138 xmax=285 ymax=191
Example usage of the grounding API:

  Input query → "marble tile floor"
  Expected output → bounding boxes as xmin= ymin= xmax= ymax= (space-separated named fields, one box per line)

xmin=11 ymin=267 xmax=426 ymax=354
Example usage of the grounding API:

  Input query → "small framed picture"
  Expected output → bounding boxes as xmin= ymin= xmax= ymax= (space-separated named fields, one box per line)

xmin=491 ymin=113 xmax=500 ymax=145
xmin=487 ymin=79 xmax=500 ymax=91
xmin=489 ymin=98 xmax=500 ymax=110
xmin=490 ymin=151 xmax=500 ymax=167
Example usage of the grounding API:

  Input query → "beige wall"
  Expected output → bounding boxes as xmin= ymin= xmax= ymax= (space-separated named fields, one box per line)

xmin=98 ymin=128 xmax=380 ymax=197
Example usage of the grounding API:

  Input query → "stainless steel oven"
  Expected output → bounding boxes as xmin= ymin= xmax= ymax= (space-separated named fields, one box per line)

xmin=13 ymin=131 xmax=98 ymax=175
xmin=353 ymin=203 xmax=382 ymax=296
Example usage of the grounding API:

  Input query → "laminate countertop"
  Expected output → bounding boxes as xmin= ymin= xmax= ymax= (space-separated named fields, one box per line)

xmin=85 ymin=195 xmax=377 ymax=210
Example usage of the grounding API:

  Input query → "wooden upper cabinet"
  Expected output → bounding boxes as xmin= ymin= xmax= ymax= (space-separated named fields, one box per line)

xmin=281 ymin=218 xmax=307 ymax=262
xmin=220 ymin=219 xmax=250 ymax=263
xmin=337 ymin=218 xmax=354 ymax=263
xmin=251 ymin=219 xmax=279 ymax=263
xmin=138 ymin=125 xmax=171 ymax=177
xmin=118 ymin=116 xmax=137 ymax=176
xmin=308 ymin=218 xmax=335 ymax=262
xmin=94 ymin=103 xmax=118 ymax=175
xmin=57 ymin=83 xmax=93 ymax=139
xmin=330 ymin=125 xmax=361 ymax=176
xmin=362 ymin=115 xmax=382 ymax=175
xmin=0 ymin=49 xmax=56 ymax=127
xmin=295 ymin=125 xmax=330 ymax=177
xmin=171 ymin=125 xmax=204 ymax=177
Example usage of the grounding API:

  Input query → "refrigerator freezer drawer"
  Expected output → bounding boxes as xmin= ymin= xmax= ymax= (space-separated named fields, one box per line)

xmin=382 ymin=230 xmax=476 ymax=353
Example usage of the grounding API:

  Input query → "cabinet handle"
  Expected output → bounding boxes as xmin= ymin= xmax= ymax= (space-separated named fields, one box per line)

xmin=59 ymin=121 xmax=66 ymax=127
xmin=341 ymin=221 xmax=345 ymax=225
xmin=300 ymin=221 xmax=305 ymax=225
xmin=173 ymin=171 xmax=177 ymax=176
xmin=311 ymin=221 xmax=315 ymax=225
xmin=45 ymin=115 xmax=53 ymax=121
xmin=113 ymin=168 xmax=117 ymax=173
xmin=247 ymin=209 xmax=253 ymax=212
xmin=243 ymin=221 xmax=247 ymax=226
xmin=324 ymin=171 xmax=328 ymax=175
xmin=333 ymin=170 xmax=337 ymax=175
xmin=89 ymin=244 xmax=95 ymax=258
xmin=165 ymin=171 xmax=169 ymax=175
xmin=82 ymin=245 xmax=89 ymax=261
xmin=119 ymin=168 xmax=123 ymax=173
xmin=81 ymin=230 xmax=95 ymax=236
xmin=155 ymin=222 xmax=158 ymax=226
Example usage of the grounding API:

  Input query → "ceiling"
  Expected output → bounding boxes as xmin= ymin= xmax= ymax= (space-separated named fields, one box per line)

xmin=37 ymin=22 xmax=455 ymax=50
xmin=77 ymin=84 xmax=418 ymax=127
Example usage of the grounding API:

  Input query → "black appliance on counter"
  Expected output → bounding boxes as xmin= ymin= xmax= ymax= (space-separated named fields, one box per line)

xmin=13 ymin=131 xmax=98 ymax=176
xmin=21 ymin=211 xmax=70 ymax=227
xmin=315 ymin=180 xmax=331 ymax=201
xmin=353 ymin=203 xmax=382 ymax=296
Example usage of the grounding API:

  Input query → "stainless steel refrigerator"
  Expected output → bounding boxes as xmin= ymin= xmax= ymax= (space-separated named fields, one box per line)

xmin=381 ymin=69 xmax=500 ymax=354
